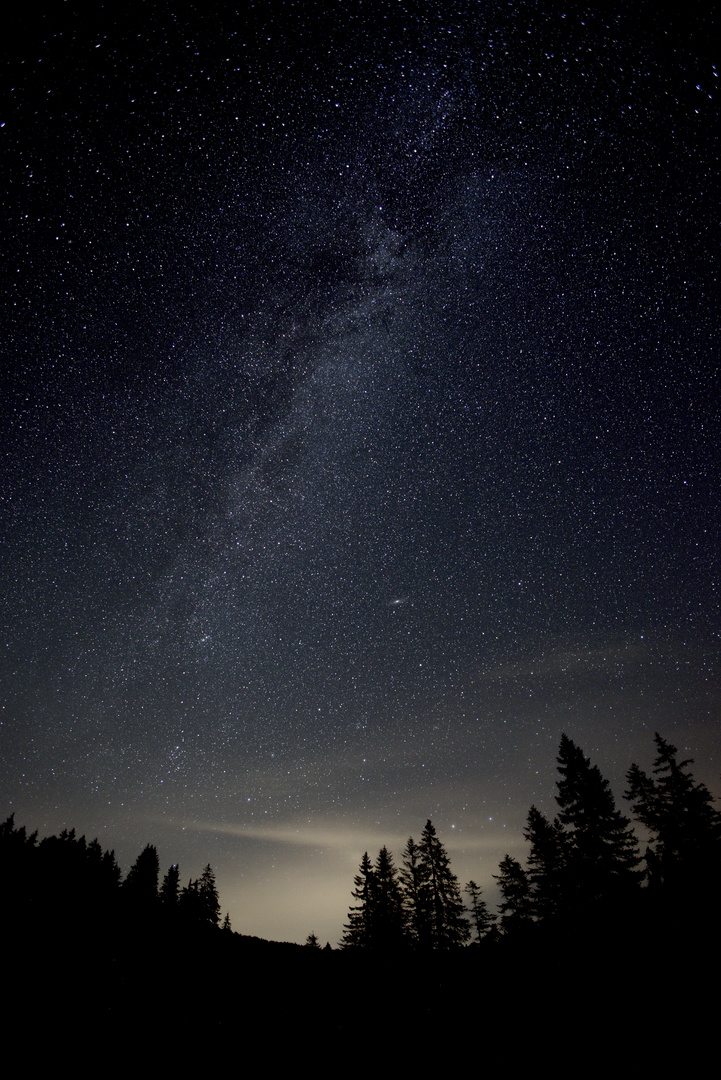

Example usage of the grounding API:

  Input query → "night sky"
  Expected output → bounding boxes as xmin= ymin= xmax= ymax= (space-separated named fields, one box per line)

xmin=2 ymin=1 xmax=719 ymax=946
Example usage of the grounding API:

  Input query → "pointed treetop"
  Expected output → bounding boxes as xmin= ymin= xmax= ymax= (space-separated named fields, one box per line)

xmin=625 ymin=732 xmax=721 ymax=889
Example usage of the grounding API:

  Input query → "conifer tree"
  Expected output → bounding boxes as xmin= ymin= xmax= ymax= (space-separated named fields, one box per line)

xmin=555 ymin=734 xmax=641 ymax=908
xmin=84 ymin=837 xmax=121 ymax=911
xmin=399 ymin=837 xmax=426 ymax=949
xmin=0 ymin=815 xmax=39 ymax=923
xmin=101 ymin=848 xmax=121 ymax=890
xmin=178 ymin=877 xmax=201 ymax=922
xmin=341 ymin=851 xmax=375 ymax=948
xmin=86 ymin=837 xmax=103 ymax=872
xmin=123 ymin=843 xmax=160 ymax=905
xmin=414 ymin=820 xmax=470 ymax=950
xmin=524 ymin=805 xmax=567 ymax=920
xmin=179 ymin=875 xmax=217 ymax=926
xmin=160 ymin=863 xmax=180 ymax=907
xmin=494 ymin=855 xmax=533 ymax=932
xmin=370 ymin=846 xmax=406 ymax=950
xmin=465 ymin=880 xmax=495 ymax=942
xmin=198 ymin=864 xmax=221 ymax=927
xmin=625 ymin=733 xmax=721 ymax=893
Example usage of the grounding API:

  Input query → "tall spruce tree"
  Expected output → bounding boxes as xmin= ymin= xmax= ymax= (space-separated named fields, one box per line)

xmin=555 ymin=734 xmax=641 ymax=909
xmin=414 ymin=820 xmax=470 ymax=950
xmin=370 ymin=846 xmax=406 ymax=950
xmin=524 ymin=805 xmax=567 ymax=920
xmin=198 ymin=864 xmax=221 ymax=927
xmin=625 ymin=733 xmax=721 ymax=894
xmin=399 ymin=837 xmax=426 ymax=949
xmin=159 ymin=863 xmax=180 ymax=907
xmin=340 ymin=851 xmax=375 ymax=948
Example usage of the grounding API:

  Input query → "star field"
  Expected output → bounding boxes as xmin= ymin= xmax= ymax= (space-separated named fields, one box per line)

xmin=1 ymin=2 xmax=719 ymax=944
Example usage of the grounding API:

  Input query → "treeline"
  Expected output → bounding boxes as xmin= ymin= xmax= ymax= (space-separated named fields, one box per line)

xmin=0 ymin=819 xmax=229 ymax=935
xmin=2 ymin=732 xmax=720 ymax=1058
xmin=339 ymin=732 xmax=721 ymax=951
xmin=3 ymin=731 xmax=719 ymax=953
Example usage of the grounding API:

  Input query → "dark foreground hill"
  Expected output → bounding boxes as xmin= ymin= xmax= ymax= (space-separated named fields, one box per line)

xmin=3 ymin=906 xmax=716 ymax=1069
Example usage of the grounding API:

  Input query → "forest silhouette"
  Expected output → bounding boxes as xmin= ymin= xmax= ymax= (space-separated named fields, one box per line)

xmin=3 ymin=733 xmax=719 ymax=1061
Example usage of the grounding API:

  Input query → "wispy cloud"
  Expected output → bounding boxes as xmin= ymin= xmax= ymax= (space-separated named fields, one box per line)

xmin=477 ymin=637 xmax=655 ymax=683
xmin=179 ymin=816 xmax=514 ymax=856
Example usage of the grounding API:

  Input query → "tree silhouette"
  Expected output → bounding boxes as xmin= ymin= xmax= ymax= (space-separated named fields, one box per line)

xmin=178 ymin=872 xmax=220 ymax=927
xmin=123 ymin=844 xmax=160 ymax=906
xmin=0 ymin=814 xmax=39 ymax=924
xmin=626 ymin=733 xmax=721 ymax=894
xmin=0 ymin=814 xmax=36 ymax=849
xmin=341 ymin=851 xmax=375 ymax=948
xmin=555 ymin=734 xmax=641 ymax=909
xmin=83 ymin=837 xmax=121 ymax=917
xmin=399 ymin=836 xmax=425 ymax=949
xmin=369 ymin=846 xmax=406 ymax=951
xmin=494 ymin=855 xmax=533 ymax=932
xmin=198 ymin=864 xmax=221 ymax=926
xmin=414 ymin=820 xmax=470 ymax=950
xmin=342 ymin=831 xmax=467 ymax=951
xmin=524 ymin=805 xmax=567 ymax=920
xmin=465 ymin=880 xmax=495 ymax=942
xmin=160 ymin=863 xmax=180 ymax=907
